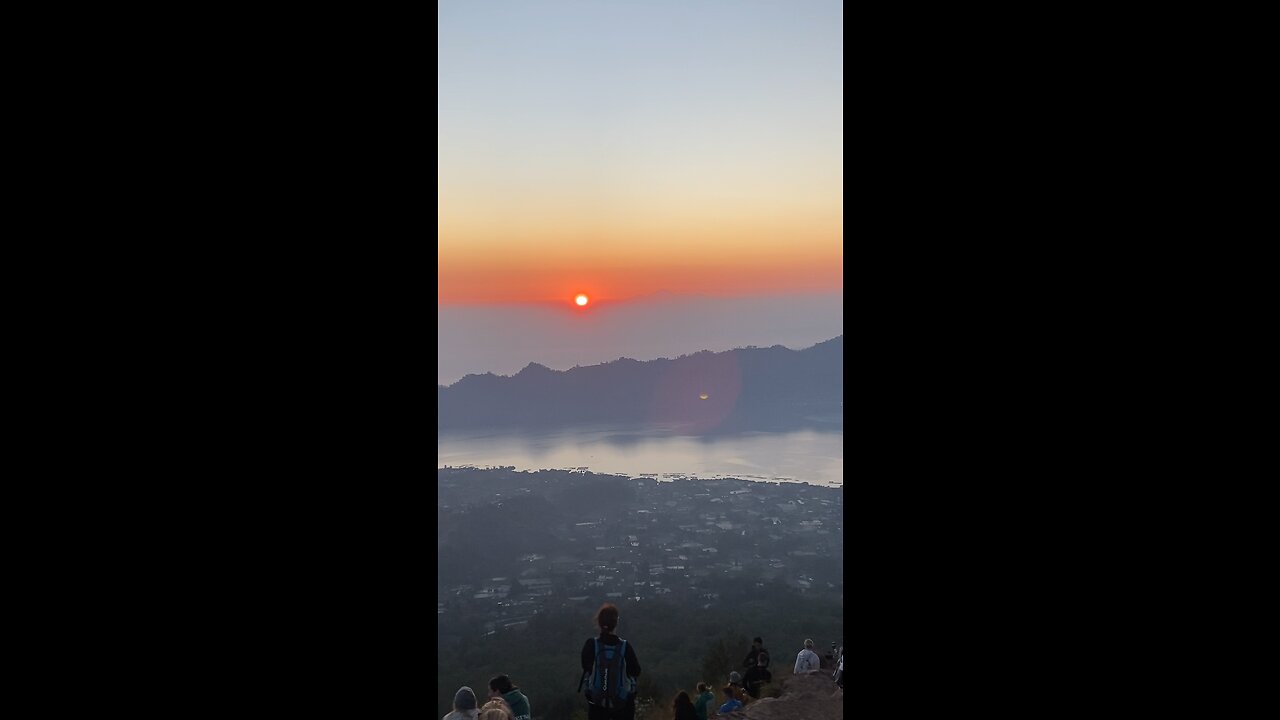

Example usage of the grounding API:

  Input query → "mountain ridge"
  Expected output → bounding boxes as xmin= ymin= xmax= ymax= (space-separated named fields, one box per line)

xmin=438 ymin=336 xmax=842 ymax=433
xmin=439 ymin=336 xmax=841 ymax=388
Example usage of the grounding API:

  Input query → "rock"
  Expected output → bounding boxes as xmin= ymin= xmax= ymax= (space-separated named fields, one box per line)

xmin=742 ymin=672 xmax=842 ymax=720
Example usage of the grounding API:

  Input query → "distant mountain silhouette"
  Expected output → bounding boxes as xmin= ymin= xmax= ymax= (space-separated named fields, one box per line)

xmin=438 ymin=336 xmax=842 ymax=434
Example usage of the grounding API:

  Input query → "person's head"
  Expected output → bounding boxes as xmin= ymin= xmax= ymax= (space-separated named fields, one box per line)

xmin=488 ymin=674 xmax=514 ymax=697
xmin=453 ymin=686 xmax=478 ymax=711
xmin=674 ymin=691 xmax=693 ymax=709
xmin=477 ymin=699 xmax=514 ymax=720
xmin=722 ymin=685 xmax=736 ymax=698
xmin=728 ymin=671 xmax=742 ymax=685
xmin=594 ymin=602 xmax=619 ymax=633
xmin=753 ymin=636 xmax=763 ymax=648
xmin=804 ymin=638 xmax=814 ymax=650
xmin=697 ymin=682 xmax=710 ymax=693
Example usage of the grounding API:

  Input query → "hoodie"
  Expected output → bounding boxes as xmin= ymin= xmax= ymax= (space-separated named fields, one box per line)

xmin=502 ymin=688 xmax=531 ymax=720
xmin=693 ymin=690 xmax=715 ymax=720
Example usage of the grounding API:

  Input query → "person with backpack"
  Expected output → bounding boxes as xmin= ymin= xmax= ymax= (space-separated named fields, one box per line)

xmin=486 ymin=675 xmax=530 ymax=720
xmin=580 ymin=602 xmax=642 ymax=720
xmin=793 ymin=638 xmax=821 ymax=674
xmin=692 ymin=682 xmax=715 ymax=720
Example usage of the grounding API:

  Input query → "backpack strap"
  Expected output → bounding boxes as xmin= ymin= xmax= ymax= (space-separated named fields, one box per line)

xmin=584 ymin=638 xmax=599 ymax=692
xmin=619 ymin=639 xmax=632 ymax=693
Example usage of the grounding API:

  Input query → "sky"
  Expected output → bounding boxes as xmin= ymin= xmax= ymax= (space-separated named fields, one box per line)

xmin=438 ymin=291 xmax=843 ymax=386
xmin=438 ymin=0 xmax=843 ymax=305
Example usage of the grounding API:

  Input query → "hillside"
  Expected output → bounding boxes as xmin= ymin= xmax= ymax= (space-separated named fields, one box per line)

xmin=734 ymin=672 xmax=843 ymax=719
xmin=438 ymin=336 xmax=842 ymax=433
xmin=436 ymin=468 xmax=843 ymax=720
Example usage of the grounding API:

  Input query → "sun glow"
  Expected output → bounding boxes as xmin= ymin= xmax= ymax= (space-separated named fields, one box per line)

xmin=575 ymin=294 xmax=589 ymax=306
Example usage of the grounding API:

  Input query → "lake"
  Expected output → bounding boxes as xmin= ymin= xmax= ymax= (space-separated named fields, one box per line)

xmin=437 ymin=427 xmax=843 ymax=487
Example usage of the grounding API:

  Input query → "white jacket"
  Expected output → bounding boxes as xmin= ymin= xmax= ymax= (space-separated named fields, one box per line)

xmin=443 ymin=711 xmax=479 ymax=720
xmin=794 ymin=648 xmax=821 ymax=674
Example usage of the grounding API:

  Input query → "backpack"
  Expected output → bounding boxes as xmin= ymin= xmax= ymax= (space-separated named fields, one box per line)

xmin=584 ymin=637 xmax=634 ymax=707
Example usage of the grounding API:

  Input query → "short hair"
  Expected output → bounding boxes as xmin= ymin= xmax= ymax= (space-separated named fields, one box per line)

xmin=594 ymin=602 xmax=619 ymax=632
xmin=804 ymin=638 xmax=814 ymax=649
xmin=488 ymin=674 xmax=514 ymax=694
xmin=697 ymin=682 xmax=709 ymax=693
xmin=477 ymin=699 xmax=514 ymax=720
xmin=754 ymin=636 xmax=763 ymax=644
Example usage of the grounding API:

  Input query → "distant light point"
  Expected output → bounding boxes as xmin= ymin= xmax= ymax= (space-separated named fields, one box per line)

xmin=699 ymin=393 xmax=709 ymax=400
xmin=575 ymin=294 xmax=589 ymax=306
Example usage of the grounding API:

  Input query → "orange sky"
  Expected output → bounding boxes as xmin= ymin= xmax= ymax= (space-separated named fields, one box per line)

xmin=438 ymin=1 xmax=842 ymax=306
xmin=438 ymin=257 xmax=843 ymax=305
xmin=437 ymin=197 xmax=843 ymax=304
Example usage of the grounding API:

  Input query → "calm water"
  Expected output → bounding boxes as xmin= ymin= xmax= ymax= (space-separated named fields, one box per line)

xmin=437 ymin=427 xmax=843 ymax=487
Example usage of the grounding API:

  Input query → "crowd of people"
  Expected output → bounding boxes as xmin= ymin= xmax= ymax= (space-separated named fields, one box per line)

xmin=443 ymin=675 xmax=532 ymax=720
xmin=442 ymin=603 xmax=844 ymax=720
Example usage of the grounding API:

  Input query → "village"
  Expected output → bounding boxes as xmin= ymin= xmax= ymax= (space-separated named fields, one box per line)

xmin=437 ymin=467 xmax=843 ymax=637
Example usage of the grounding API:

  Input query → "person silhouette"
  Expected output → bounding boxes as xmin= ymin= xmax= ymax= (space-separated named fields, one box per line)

xmin=444 ymin=686 xmax=479 ymax=720
xmin=580 ymin=602 xmax=642 ymax=720
xmin=794 ymin=638 xmax=821 ymax=674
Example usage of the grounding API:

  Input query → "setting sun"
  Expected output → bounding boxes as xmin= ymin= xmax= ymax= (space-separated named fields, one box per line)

xmin=575 ymin=294 xmax=589 ymax=306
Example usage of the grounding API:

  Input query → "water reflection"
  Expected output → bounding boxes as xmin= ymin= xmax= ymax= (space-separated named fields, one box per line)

xmin=437 ymin=426 xmax=843 ymax=487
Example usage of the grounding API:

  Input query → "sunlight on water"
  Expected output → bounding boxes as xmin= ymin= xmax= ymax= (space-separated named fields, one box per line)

xmin=437 ymin=428 xmax=843 ymax=486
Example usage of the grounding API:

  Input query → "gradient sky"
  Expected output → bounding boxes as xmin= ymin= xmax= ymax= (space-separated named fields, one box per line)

xmin=439 ymin=0 xmax=843 ymax=304
xmin=438 ymin=291 xmax=842 ymax=385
